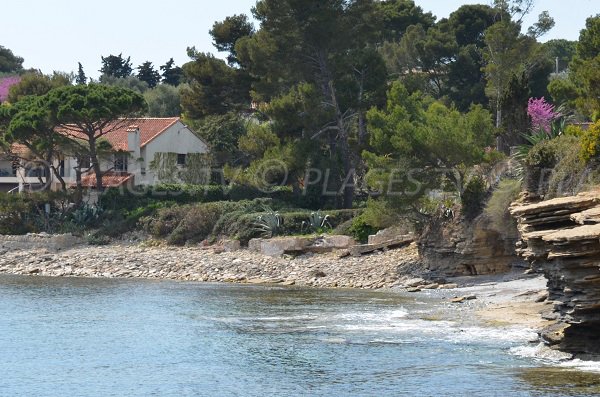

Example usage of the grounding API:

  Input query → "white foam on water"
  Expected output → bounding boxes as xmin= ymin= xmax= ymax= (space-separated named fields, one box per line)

xmin=445 ymin=326 xmax=538 ymax=344
xmin=559 ymin=358 xmax=600 ymax=373
xmin=510 ymin=342 xmax=600 ymax=373
xmin=510 ymin=343 xmax=573 ymax=361
xmin=245 ymin=315 xmax=319 ymax=322
xmin=332 ymin=308 xmax=409 ymax=322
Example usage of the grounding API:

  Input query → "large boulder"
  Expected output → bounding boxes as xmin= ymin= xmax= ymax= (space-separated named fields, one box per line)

xmin=248 ymin=237 xmax=312 ymax=257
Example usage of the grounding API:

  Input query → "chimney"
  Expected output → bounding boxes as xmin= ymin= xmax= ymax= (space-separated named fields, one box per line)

xmin=127 ymin=126 xmax=140 ymax=159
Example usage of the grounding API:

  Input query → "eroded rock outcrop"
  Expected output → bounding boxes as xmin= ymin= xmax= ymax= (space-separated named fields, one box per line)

xmin=419 ymin=212 xmax=522 ymax=277
xmin=510 ymin=191 xmax=600 ymax=357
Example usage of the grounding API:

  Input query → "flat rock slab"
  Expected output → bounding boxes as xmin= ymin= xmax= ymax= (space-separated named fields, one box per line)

xmin=542 ymin=224 xmax=600 ymax=243
xmin=510 ymin=194 xmax=600 ymax=216
xmin=350 ymin=237 xmax=414 ymax=257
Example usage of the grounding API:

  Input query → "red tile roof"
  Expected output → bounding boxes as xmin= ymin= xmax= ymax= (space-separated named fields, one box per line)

xmin=61 ymin=117 xmax=180 ymax=151
xmin=74 ymin=171 xmax=134 ymax=189
xmin=9 ymin=143 xmax=31 ymax=157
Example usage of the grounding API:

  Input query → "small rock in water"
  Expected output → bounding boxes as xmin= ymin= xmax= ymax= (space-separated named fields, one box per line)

xmin=406 ymin=287 xmax=422 ymax=293
xmin=451 ymin=295 xmax=476 ymax=303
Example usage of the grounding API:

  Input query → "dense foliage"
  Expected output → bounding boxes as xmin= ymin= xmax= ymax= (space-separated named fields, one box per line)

xmin=0 ymin=1 xmax=598 ymax=242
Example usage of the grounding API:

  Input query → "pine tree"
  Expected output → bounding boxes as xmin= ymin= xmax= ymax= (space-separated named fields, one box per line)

xmin=76 ymin=62 xmax=87 ymax=85
xmin=99 ymin=53 xmax=133 ymax=79
xmin=137 ymin=61 xmax=161 ymax=88
xmin=160 ymin=58 xmax=183 ymax=86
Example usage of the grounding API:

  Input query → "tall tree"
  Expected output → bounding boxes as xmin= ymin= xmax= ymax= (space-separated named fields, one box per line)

xmin=377 ymin=0 xmax=436 ymax=42
xmin=542 ymin=39 xmax=577 ymax=73
xmin=76 ymin=62 xmax=87 ymax=85
xmin=380 ymin=4 xmax=500 ymax=110
xmin=0 ymin=95 xmax=71 ymax=190
xmin=100 ymin=75 xmax=149 ymax=93
xmin=45 ymin=84 xmax=146 ymax=192
xmin=210 ymin=14 xmax=255 ymax=66
xmin=482 ymin=2 xmax=554 ymax=131
xmin=137 ymin=61 xmax=161 ymax=88
xmin=160 ymin=58 xmax=183 ymax=86
xmin=181 ymin=49 xmax=251 ymax=119
xmin=569 ymin=15 xmax=600 ymax=119
xmin=99 ymin=53 xmax=133 ymax=80
xmin=144 ymin=84 xmax=181 ymax=117
xmin=0 ymin=45 xmax=24 ymax=74
xmin=236 ymin=0 xmax=387 ymax=208
xmin=364 ymin=81 xmax=495 ymax=214
xmin=483 ymin=20 xmax=534 ymax=128
xmin=7 ymin=71 xmax=71 ymax=104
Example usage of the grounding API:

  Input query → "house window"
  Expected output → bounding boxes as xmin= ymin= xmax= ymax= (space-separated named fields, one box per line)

xmin=59 ymin=160 xmax=65 ymax=177
xmin=114 ymin=154 xmax=128 ymax=172
xmin=177 ymin=154 xmax=187 ymax=166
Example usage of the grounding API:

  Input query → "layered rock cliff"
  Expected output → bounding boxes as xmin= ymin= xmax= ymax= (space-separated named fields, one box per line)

xmin=419 ymin=212 xmax=523 ymax=277
xmin=510 ymin=191 xmax=600 ymax=357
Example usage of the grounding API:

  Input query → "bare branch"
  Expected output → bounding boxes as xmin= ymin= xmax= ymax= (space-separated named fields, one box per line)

xmin=311 ymin=125 xmax=339 ymax=140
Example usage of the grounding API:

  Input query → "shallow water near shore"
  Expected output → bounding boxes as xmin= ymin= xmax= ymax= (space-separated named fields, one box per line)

xmin=1 ymin=275 xmax=599 ymax=396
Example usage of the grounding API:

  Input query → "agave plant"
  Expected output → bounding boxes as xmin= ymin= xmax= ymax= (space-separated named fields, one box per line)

xmin=70 ymin=203 xmax=103 ymax=227
xmin=301 ymin=210 xmax=332 ymax=234
xmin=512 ymin=117 xmax=568 ymax=181
xmin=253 ymin=206 xmax=281 ymax=238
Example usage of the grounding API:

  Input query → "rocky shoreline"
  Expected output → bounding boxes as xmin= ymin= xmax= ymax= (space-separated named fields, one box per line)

xmin=5 ymin=237 xmax=597 ymax=367
xmin=0 ymin=242 xmax=432 ymax=289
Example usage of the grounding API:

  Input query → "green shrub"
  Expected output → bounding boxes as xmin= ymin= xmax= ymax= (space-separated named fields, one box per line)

xmin=99 ymin=184 xmax=295 ymax=212
xmin=333 ymin=219 xmax=354 ymax=236
xmin=348 ymin=215 xmax=378 ymax=244
xmin=167 ymin=202 xmax=225 ymax=245
xmin=0 ymin=191 xmax=75 ymax=235
xmin=142 ymin=199 xmax=359 ymax=246
xmin=547 ymin=142 xmax=587 ymax=198
xmin=142 ymin=199 xmax=274 ymax=245
xmin=279 ymin=209 xmax=358 ymax=236
xmin=461 ymin=176 xmax=487 ymax=219
xmin=578 ymin=120 xmax=600 ymax=162
xmin=360 ymin=198 xmax=400 ymax=229
xmin=0 ymin=193 xmax=37 ymax=235
xmin=524 ymin=135 xmax=589 ymax=198
xmin=484 ymin=179 xmax=521 ymax=237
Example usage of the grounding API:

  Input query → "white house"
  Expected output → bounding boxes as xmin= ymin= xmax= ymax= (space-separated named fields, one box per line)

xmin=1 ymin=117 xmax=210 ymax=192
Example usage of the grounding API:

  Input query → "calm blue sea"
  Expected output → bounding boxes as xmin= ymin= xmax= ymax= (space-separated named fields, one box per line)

xmin=0 ymin=275 xmax=599 ymax=396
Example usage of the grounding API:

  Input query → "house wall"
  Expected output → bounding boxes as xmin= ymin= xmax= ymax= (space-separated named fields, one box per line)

xmin=140 ymin=121 xmax=209 ymax=185
xmin=30 ymin=120 xmax=209 ymax=190
xmin=0 ymin=160 xmax=14 ymax=177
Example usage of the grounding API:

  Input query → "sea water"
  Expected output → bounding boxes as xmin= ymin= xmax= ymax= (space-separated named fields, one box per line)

xmin=0 ymin=275 xmax=599 ymax=397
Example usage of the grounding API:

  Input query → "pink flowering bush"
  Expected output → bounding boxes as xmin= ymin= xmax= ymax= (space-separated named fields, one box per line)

xmin=527 ymin=97 xmax=558 ymax=133
xmin=0 ymin=76 xmax=21 ymax=103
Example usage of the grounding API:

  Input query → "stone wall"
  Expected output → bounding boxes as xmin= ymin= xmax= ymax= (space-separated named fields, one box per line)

xmin=0 ymin=233 xmax=84 ymax=251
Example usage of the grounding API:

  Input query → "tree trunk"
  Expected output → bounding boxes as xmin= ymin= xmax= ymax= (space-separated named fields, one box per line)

xmin=496 ymin=91 xmax=502 ymax=128
xmin=356 ymin=72 xmax=367 ymax=145
xmin=88 ymin=136 xmax=104 ymax=192
xmin=316 ymin=52 xmax=355 ymax=209
xmin=50 ymin=165 xmax=66 ymax=191
xmin=41 ymin=162 xmax=52 ymax=190
xmin=358 ymin=111 xmax=367 ymax=146
xmin=74 ymin=167 xmax=83 ymax=205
